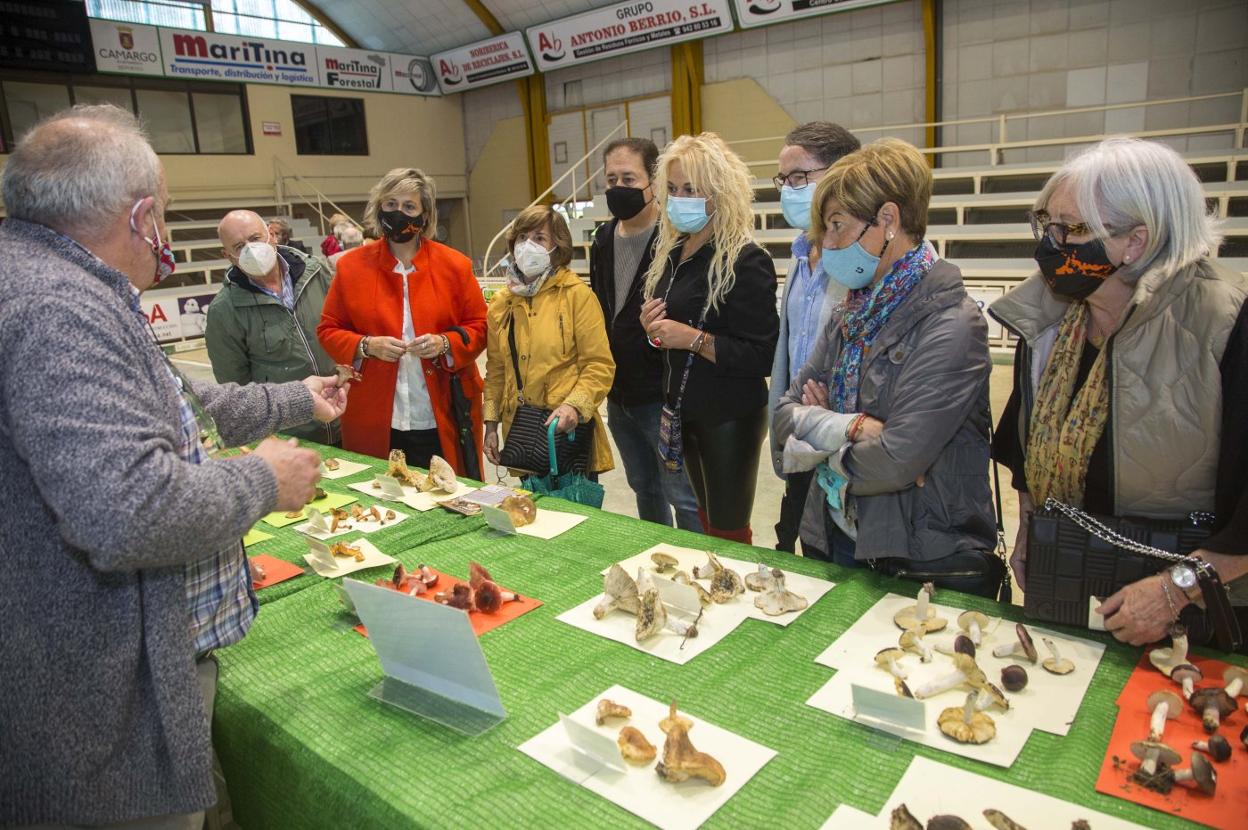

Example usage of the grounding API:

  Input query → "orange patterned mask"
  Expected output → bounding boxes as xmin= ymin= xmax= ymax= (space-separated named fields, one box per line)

xmin=1035 ymin=235 xmax=1118 ymax=300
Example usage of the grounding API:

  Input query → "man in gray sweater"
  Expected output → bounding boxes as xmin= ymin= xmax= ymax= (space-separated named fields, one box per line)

xmin=0 ymin=105 xmax=348 ymax=827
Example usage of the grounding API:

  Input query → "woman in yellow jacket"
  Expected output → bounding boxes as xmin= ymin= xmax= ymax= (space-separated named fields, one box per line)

xmin=484 ymin=205 xmax=616 ymax=476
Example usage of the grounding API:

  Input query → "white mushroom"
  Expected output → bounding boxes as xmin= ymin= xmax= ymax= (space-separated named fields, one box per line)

xmin=744 ymin=563 xmax=774 ymax=592
xmin=875 ymin=647 xmax=908 ymax=679
xmin=893 ymin=582 xmax=947 ymax=633
xmin=1148 ymin=627 xmax=1190 ymax=676
xmin=914 ymin=653 xmax=985 ymax=700
xmin=593 ymin=564 xmax=640 ymax=619
xmin=958 ymin=610 xmax=989 ymax=646
xmin=991 ymin=623 xmax=1038 ymax=664
xmin=754 ymin=569 xmax=807 ymax=616
xmin=899 ymin=628 xmax=933 ymax=663
xmin=1041 ymin=637 xmax=1074 ymax=675
xmin=634 ymin=571 xmax=698 ymax=641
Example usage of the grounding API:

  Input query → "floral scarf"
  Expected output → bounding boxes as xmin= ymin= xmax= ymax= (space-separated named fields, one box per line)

xmin=507 ymin=264 xmax=551 ymax=298
xmin=1024 ymin=301 xmax=1110 ymax=506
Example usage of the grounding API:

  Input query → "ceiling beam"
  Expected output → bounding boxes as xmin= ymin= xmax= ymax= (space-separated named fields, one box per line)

xmin=461 ymin=0 xmax=505 ymax=36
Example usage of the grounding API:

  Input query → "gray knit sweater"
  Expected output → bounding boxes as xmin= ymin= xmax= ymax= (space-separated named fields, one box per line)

xmin=0 ymin=219 xmax=315 ymax=825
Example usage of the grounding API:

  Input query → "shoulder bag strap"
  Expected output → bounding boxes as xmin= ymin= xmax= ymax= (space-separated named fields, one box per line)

xmin=507 ymin=310 xmax=524 ymax=403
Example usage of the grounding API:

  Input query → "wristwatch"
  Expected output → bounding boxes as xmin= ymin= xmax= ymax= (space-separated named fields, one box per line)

xmin=1169 ymin=564 xmax=1203 ymax=603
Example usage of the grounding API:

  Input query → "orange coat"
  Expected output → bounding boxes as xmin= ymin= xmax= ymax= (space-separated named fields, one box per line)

xmin=317 ymin=238 xmax=487 ymax=472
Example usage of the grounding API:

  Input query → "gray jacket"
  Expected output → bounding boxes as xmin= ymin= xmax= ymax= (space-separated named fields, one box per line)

xmin=773 ymin=258 xmax=996 ymax=561
xmin=0 ymin=218 xmax=314 ymax=825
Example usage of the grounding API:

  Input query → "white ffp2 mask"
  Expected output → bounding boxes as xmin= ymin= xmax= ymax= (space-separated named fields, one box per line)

xmin=513 ymin=239 xmax=552 ymax=280
xmin=238 ymin=241 xmax=277 ymax=278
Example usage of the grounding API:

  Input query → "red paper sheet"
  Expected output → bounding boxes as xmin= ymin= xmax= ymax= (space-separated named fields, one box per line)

xmin=354 ymin=566 xmax=541 ymax=639
xmin=1096 ymin=652 xmax=1247 ymax=829
xmin=249 ymin=555 xmax=305 ymax=590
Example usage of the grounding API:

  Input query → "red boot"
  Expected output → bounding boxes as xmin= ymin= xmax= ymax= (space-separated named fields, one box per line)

xmin=706 ymin=525 xmax=753 ymax=546
xmin=697 ymin=508 xmax=710 ymax=533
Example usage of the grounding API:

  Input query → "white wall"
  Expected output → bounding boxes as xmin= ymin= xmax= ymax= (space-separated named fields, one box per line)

xmin=544 ymin=48 xmax=671 ymax=110
xmin=941 ymin=0 xmax=1248 ymax=165
xmin=462 ymin=82 xmax=524 ymax=171
xmin=703 ymin=0 xmax=927 ymax=148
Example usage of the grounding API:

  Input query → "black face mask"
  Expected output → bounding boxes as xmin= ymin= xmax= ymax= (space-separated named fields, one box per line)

xmin=379 ymin=210 xmax=426 ymax=243
xmin=1034 ymin=234 xmax=1119 ymax=301
xmin=605 ymin=185 xmax=650 ymax=221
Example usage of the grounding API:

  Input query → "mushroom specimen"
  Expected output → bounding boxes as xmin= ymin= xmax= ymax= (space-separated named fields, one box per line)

xmin=899 ymin=628 xmax=934 ymax=663
xmin=1000 ymin=665 xmax=1028 ymax=692
xmin=875 ymin=648 xmax=909 ymax=680
xmin=1040 ymin=637 xmax=1074 ymax=675
xmin=702 ymin=558 xmax=744 ymax=603
xmin=329 ymin=541 xmax=364 ymax=562
xmin=991 ymin=623 xmax=1038 ymax=664
xmin=937 ymin=691 xmax=996 ymax=744
xmin=889 ymin=804 xmax=922 ymax=830
xmin=895 ymin=679 xmax=914 ymax=698
xmin=436 ymin=582 xmax=473 ymax=610
xmin=635 ymin=583 xmax=698 ymax=642
xmin=972 ymin=682 xmax=1010 ymax=713
xmin=595 ymin=698 xmax=632 ymax=725
xmin=617 ymin=727 xmax=656 ymax=764
xmin=1241 ymin=723 xmax=1248 ymax=752
xmin=417 ymin=564 xmax=438 ymax=589
xmin=1169 ymin=663 xmax=1204 ymax=701
xmin=1129 ymin=738 xmax=1181 ymax=779
xmin=1172 ymin=751 xmax=1217 ymax=795
xmin=1148 ymin=628 xmax=1190 ymax=677
xmin=1146 ymin=690 xmax=1182 ymax=742
xmin=744 ymin=563 xmax=774 ymax=592
xmin=927 ymin=817 xmax=972 ymax=830
xmin=323 ymin=457 xmax=341 ymax=471
xmin=659 ymin=704 xmax=693 ymax=735
xmin=499 ymin=494 xmax=537 ymax=527
xmin=594 ymin=564 xmax=641 ymax=619
xmin=386 ymin=449 xmax=421 ymax=487
xmin=893 ymin=582 xmax=947 ymax=633
xmin=422 ymin=455 xmax=457 ymax=493
xmin=651 ymin=551 xmax=679 ymax=573
xmin=754 ymin=569 xmax=807 ymax=615
xmin=251 ymin=560 xmax=267 ymax=583
xmin=934 ymin=634 xmax=976 ymax=658
xmin=913 ymin=652 xmax=985 ymax=700
xmin=334 ymin=364 xmax=362 ymax=384
xmin=958 ymin=610 xmax=989 ymax=646
xmin=982 ymin=809 xmax=1029 ymax=830
xmin=691 ymin=552 xmax=723 ymax=580
xmin=1223 ymin=666 xmax=1248 ymax=700
xmin=671 ymin=571 xmax=713 ymax=606
xmin=654 ymin=701 xmax=725 ymax=786
xmin=1192 ymin=735 xmax=1232 ymax=762
xmin=1190 ymin=686 xmax=1237 ymax=734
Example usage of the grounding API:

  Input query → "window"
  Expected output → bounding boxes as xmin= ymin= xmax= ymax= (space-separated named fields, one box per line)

xmin=87 ymin=1 xmax=344 ymax=47
xmin=0 ymin=71 xmax=251 ymax=154
xmin=291 ymin=94 xmax=366 ymax=156
xmin=87 ymin=0 xmax=208 ymax=30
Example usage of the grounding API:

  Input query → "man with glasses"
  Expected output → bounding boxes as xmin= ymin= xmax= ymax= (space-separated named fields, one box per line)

xmin=768 ymin=122 xmax=860 ymax=554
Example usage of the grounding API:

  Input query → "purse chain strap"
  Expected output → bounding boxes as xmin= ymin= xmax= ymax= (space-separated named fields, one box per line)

xmin=1043 ymin=497 xmax=1215 ymax=574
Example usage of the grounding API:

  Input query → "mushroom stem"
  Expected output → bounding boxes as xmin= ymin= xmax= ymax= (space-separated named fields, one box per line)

xmin=992 ymin=642 xmax=1024 ymax=659
xmin=1226 ymin=677 xmax=1244 ymax=699
xmin=967 ymin=620 xmax=982 ymax=646
xmin=914 ymin=668 xmax=968 ymax=700
xmin=961 ymin=691 xmax=976 ymax=725
xmin=1149 ymin=700 xmax=1174 ymax=742
xmin=885 ymin=658 xmax=907 ymax=679
xmin=1180 ymin=676 xmax=1197 ymax=700
xmin=916 ymin=583 xmax=932 ymax=620
xmin=1140 ymin=746 xmax=1163 ymax=777
xmin=1044 ymin=637 xmax=1064 ymax=664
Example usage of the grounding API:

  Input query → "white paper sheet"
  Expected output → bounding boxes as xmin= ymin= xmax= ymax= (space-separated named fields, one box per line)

xmin=806 ymin=592 xmax=1106 ymax=767
xmin=518 ymin=685 xmax=776 ymax=830
xmin=302 ymin=537 xmax=395 ymax=578
xmin=295 ymin=506 xmax=409 ymax=540
xmin=483 ymin=505 xmax=588 ymax=539
xmin=820 ymin=756 xmax=1150 ymax=829
xmin=347 ymin=477 xmax=473 ymax=511
xmin=318 ymin=458 xmax=371 ymax=479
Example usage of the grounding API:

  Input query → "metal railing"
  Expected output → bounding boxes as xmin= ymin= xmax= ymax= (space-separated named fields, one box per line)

xmin=480 ymin=119 xmax=631 ymax=280
xmin=729 ymin=88 xmax=1248 ymax=170
xmin=273 ymin=158 xmax=367 ymax=235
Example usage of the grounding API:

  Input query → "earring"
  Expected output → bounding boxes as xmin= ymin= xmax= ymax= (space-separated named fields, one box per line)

xmin=1123 ymin=256 xmax=1131 ymax=264
xmin=887 ymin=232 xmax=894 ymax=241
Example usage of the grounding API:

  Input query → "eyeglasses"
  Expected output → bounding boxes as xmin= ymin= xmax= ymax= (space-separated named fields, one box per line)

xmin=772 ymin=166 xmax=829 ymax=190
xmin=1028 ymin=210 xmax=1112 ymax=246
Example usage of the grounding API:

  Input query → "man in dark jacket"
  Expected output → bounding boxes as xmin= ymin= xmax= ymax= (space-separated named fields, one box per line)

xmin=589 ymin=138 xmax=700 ymax=531
xmin=209 ymin=209 xmax=340 ymax=444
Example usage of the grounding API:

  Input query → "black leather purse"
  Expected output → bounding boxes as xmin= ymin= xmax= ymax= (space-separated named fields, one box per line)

xmin=1025 ymin=498 xmax=1240 ymax=651
xmin=497 ymin=313 xmax=592 ymax=476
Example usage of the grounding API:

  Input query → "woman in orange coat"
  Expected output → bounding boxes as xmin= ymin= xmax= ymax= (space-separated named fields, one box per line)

xmin=318 ymin=168 xmax=487 ymax=474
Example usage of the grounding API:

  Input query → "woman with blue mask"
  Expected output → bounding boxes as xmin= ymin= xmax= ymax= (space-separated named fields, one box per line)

xmin=773 ymin=138 xmax=1002 ymax=599
xmin=639 ymin=132 xmax=779 ymax=544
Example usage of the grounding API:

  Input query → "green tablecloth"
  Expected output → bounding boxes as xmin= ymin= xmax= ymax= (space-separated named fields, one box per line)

xmin=215 ymin=454 xmax=1243 ymax=829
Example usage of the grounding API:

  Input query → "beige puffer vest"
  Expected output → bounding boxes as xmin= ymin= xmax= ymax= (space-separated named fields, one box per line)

xmin=991 ymin=258 xmax=1248 ymax=518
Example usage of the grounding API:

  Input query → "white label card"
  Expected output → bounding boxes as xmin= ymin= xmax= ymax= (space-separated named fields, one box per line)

xmin=305 ymin=507 xmax=329 ymax=533
xmin=559 ymin=713 xmax=628 ymax=774
xmin=650 ymin=573 xmax=702 ymax=616
xmin=482 ymin=504 xmax=517 ymax=535
xmin=306 ymin=537 xmax=335 ymax=570
xmin=850 ymin=683 xmax=926 ymax=734
xmin=375 ymin=474 xmax=407 ymax=500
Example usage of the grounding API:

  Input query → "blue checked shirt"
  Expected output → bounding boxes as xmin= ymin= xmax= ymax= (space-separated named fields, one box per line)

xmin=785 ymin=233 xmax=831 ymax=382
xmin=126 ymin=287 xmax=258 ymax=657
xmin=249 ymin=254 xmax=295 ymax=309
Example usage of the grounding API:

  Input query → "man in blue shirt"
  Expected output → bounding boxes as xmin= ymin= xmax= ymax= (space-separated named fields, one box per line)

xmin=767 ymin=122 xmax=860 ymax=555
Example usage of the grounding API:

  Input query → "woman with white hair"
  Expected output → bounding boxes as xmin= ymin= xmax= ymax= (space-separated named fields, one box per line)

xmin=639 ymin=132 xmax=779 ymax=543
xmin=992 ymin=137 xmax=1248 ymax=650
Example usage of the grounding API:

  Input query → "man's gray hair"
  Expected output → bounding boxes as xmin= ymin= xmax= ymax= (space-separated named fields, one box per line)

xmin=2 ymin=104 xmax=162 ymax=234
xmin=1035 ymin=137 xmax=1222 ymax=280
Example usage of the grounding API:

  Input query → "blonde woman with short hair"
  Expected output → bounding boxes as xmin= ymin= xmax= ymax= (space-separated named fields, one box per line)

xmin=639 ymin=132 xmax=779 ymax=542
xmin=318 ymin=168 xmax=488 ymax=472
xmin=774 ymin=138 xmax=1000 ymax=597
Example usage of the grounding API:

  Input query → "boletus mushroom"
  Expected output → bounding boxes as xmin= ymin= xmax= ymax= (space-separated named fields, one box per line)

xmin=991 ymin=623 xmax=1038 ymax=664
xmin=595 ymin=698 xmax=631 ymax=726
xmin=893 ymin=582 xmax=947 ymax=633
xmin=1172 ymin=751 xmax=1217 ymax=795
xmin=1146 ymin=690 xmax=1182 ymax=742
xmin=617 ymin=726 xmax=656 ymax=764
xmin=655 ymin=701 xmax=725 ymax=787
xmin=594 ymin=564 xmax=641 ymax=619
xmin=1192 ymin=735 xmax=1231 ymax=763
xmin=1190 ymin=686 xmax=1237 ymax=734
xmin=937 ymin=691 xmax=996 ymax=744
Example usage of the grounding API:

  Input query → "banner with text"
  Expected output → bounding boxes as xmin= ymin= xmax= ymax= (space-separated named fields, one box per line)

xmin=89 ymin=18 xmax=163 ymax=76
xmin=159 ymin=27 xmax=319 ymax=86
xmin=732 ymin=0 xmax=899 ymax=29
xmin=526 ymin=0 xmax=733 ymax=73
xmin=431 ymin=32 xmax=534 ymax=94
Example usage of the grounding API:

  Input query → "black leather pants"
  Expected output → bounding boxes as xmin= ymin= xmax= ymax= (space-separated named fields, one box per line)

xmin=681 ymin=406 xmax=768 ymax=531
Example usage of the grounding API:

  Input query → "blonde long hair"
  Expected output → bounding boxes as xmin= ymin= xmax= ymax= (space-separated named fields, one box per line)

xmin=642 ymin=133 xmax=755 ymax=312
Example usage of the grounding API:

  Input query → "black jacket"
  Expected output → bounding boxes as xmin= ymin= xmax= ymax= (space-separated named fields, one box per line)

xmin=589 ymin=219 xmax=663 ymax=405
xmin=653 ymin=241 xmax=779 ymax=425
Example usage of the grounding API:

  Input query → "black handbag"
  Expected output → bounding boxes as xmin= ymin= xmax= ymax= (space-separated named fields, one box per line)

xmin=497 ymin=313 xmax=592 ymax=476
xmin=1025 ymin=497 xmax=1240 ymax=651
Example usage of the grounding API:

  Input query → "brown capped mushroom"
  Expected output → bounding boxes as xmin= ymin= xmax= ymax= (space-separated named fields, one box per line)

xmin=334 ymin=364 xmax=362 ymax=385
xmin=655 ymin=701 xmax=725 ymax=786
xmin=650 ymin=551 xmax=679 ymax=573
xmin=1222 ymin=666 xmax=1248 ymax=700
xmin=754 ymin=569 xmax=807 ymax=616
xmin=937 ymin=691 xmax=996 ymax=744
xmin=889 ymin=804 xmax=922 ymax=830
xmin=914 ymin=652 xmax=984 ymax=699
xmin=899 ymin=628 xmax=934 ymax=663
xmin=927 ymin=818 xmax=972 ymax=830
xmin=1146 ymin=690 xmax=1182 ymax=742
xmin=982 ymin=810 xmax=1028 ymax=830
xmin=1192 ymin=735 xmax=1232 ymax=762
xmin=1172 ymin=751 xmax=1217 ymax=795
xmin=1000 ymin=665 xmax=1028 ymax=692
xmin=595 ymin=698 xmax=632 ymax=726
xmin=658 ymin=702 xmax=693 ymax=735
xmin=634 ymin=578 xmax=698 ymax=642
xmin=1240 ymin=723 xmax=1247 ymax=752
xmin=1130 ymin=738 xmax=1181 ymax=778
xmin=1041 ymin=637 xmax=1075 ymax=675
xmin=934 ymin=634 xmax=977 ymax=658
xmin=875 ymin=647 xmax=909 ymax=680
xmin=895 ymin=678 xmax=914 ymax=698
xmin=617 ymin=726 xmax=656 ymax=764
xmin=991 ymin=623 xmax=1038 ymax=664
xmin=594 ymin=564 xmax=640 ymax=619
xmin=1170 ymin=663 xmax=1204 ymax=700
xmin=708 ymin=563 xmax=745 ymax=603
xmin=1190 ymin=686 xmax=1237 ymax=733
xmin=893 ymin=582 xmax=947 ymax=633
xmin=499 ymin=494 xmax=537 ymax=527
xmin=958 ymin=610 xmax=989 ymax=646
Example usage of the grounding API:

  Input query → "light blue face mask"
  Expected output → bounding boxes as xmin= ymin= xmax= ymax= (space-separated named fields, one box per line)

xmin=780 ymin=184 xmax=815 ymax=230
xmin=666 ymin=196 xmax=712 ymax=234
xmin=821 ymin=223 xmax=882 ymax=290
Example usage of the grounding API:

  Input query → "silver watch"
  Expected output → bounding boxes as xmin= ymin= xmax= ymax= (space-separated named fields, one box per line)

xmin=1169 ymin=563 xmax=1201 ymax=602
